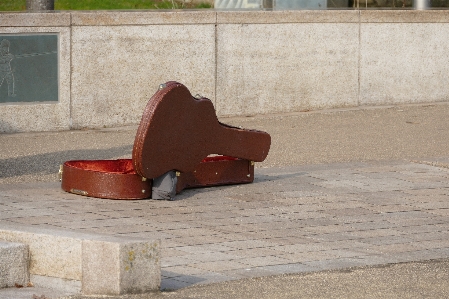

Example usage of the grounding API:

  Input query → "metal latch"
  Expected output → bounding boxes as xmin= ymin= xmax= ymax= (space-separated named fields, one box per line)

xmin=58 ymin=165 xmax=63 ymax=181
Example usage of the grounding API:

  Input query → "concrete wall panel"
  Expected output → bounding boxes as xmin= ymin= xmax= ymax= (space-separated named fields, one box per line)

xmin=216 ymin=23 xmax=359 ymax=116
xmin=71 ymin=25 xmax=216 ymax=128
xmin=360 ymin=23 xmax=449 ymax=105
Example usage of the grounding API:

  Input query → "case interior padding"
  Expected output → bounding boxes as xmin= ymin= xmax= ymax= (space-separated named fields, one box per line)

xmin=61 ymin=156 xmax=253 ymax=200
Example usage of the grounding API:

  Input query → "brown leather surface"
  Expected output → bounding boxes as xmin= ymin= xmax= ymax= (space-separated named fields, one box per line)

xmin=61 ymin=160 xmax=152 ymax=200
xmin=176 ymin=156 xmax=254 ymax=193
xmin=132 ymin=81 xmax=271 ymax=180
xmin=61 ymin=157 xmax=254 ymax=200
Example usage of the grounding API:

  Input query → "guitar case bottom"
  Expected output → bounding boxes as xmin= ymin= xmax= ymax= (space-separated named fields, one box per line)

xmin=61 ymin=156 xmax=254 ymax=200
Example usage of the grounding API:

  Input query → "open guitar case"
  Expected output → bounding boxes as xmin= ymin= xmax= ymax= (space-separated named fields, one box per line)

xmin=60 ymin=81 xmax=271 ymax=200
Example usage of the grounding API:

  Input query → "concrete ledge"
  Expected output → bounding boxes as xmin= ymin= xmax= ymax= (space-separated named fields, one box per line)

xmin=0 ymin=12 xmax=71 ymax=27
xmin=0 ymin=224 xmax=160 ymax=295
xmin=0 ymin=241 xmax=29 ymax=288
xmin=71 ymin=10 xmax=217 ymax=25
xmin=360 ymin=10 xmax=449 ymax=23
xmin=216 ymin=10 xmax=360 ymax=23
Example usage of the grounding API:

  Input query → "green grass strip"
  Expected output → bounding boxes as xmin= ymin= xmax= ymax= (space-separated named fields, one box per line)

xmin=0 ymin=0 xmax=211 ymax=11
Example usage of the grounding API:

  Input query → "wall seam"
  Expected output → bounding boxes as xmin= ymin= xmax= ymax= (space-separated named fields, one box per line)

xmin=69 ymin=12 xmax=73 ymax=129
xmin=358 ymin=10 xmax=361 ymax=107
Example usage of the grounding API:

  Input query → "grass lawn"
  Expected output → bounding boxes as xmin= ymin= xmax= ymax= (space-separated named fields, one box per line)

xmin=0 ymin=0 xmax=212 ymax=11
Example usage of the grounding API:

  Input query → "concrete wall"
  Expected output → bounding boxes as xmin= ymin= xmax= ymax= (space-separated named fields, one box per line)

xmin=0 ymin=10 xmax=448 ymax=133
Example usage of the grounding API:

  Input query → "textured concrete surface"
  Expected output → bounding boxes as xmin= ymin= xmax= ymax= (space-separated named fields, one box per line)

xmin=0 ymin=241 xmax=29 ymax=288
xmin=0 ymin=226 xmax=83 ymax=281
xmin=82 ymin=239 xmax=160 ymax=295
xmin=70 ymin=25 xmax=215 ymax=129
xmin=216 ymin=22 xmax=359 ymax=116
xmin=70 ymin=11 xmax=216 ymax=26
xmin=67 ymin=260 xmax=449 ymax=299
xmin=0 ymin=103 xmax=448 ymax=298
xmin=360 ymin=23 xmax=449 ymax=106
xmin=1 ymin=10 xmax=449 ymax=132
xmin=0 ymin=12 xmax=71 ymax=27
xmin=0 ymin=225 xmax=160 ymax=295
xmin=215 ymin=10 xmax=359 ymax=23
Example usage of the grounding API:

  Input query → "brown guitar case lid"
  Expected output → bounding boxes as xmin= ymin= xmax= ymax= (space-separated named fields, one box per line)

xmin=61 ymin=81 xmax=271 ymax=200
xmin=132 ymin=81 xmax=271 ymax=180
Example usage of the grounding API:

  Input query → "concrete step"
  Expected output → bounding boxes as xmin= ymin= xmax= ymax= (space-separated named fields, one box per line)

xmin=0 ymin=224 xmax=160 ymax=296
xmin=0 ymin=241 xmax=29 ymax=289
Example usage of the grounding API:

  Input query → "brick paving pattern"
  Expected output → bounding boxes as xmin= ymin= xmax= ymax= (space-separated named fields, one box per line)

xmin=1 ymin=158 xmax=448 ymax=289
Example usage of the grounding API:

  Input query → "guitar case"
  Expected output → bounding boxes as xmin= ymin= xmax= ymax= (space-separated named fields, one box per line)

xmin=61 ymin=81 xmax=271 ymax=200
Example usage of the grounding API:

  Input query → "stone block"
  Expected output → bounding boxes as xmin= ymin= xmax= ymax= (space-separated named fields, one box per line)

xmin=216 ymin=22 xmax=359 ymax=116
xmin=360 ymin=23 xmax=449 ymax=106
xmin=70 ymin=24 xmax=215 ymax=128
xmin=0 ymin=241 xmax=29 ymax=288
xmin=0 ymin=225 xmax=161 ymax=295
xmin=0 ymin=228 xmax=83 ymax=281
xmin=82 ymin=239 xmax=161 ymax=295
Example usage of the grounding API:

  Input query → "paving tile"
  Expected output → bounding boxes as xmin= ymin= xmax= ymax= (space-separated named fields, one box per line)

xmin=228 ymin=247 xmax=291 ymax=258
xmin=303 ymin=257 xmax=369 ymax=271
xmin=220 ymin=267 xmax=275 ymax=278
xmin=347 ymin=228 xmax=404 ymax=238
xmin=160 ymin=277 xmax=192 ymax=290
xmin=261 ymin=262 xmax=319 ymax=274
xmin=189 ymin=272 xmax=234 ymax=285
xmin=162 ymin=265 xmax=210 ymax=277
xmin=237 ymin=255 xmax=292 ymax=267
xmin=192 ymin=260 xmax=247 ymax=272
xmin=347 ymin=220 xmax=398 ymax=231
xmin=182 ymin=251 xmax=243 ymax=263
xmin=357 ymin=235 xmax=415 ymax=246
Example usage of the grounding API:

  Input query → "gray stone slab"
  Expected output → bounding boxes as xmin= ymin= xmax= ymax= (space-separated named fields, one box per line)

xmin=0 ymin=241 xmax=29 ymax=288
xmin=216 ymin=22 xmax=359 ymax=117
xmin=82 ymin=239 xmax=160 ymax=295
xmin=0 ymin=34 xmax=58 ymax=103
xmin=0 ymin=224 xmax=160 ymax=295
xmin=70 ymin=24 xmax=215 ymax=129
xmin=360 ymin=23 xmax=449 ymax=106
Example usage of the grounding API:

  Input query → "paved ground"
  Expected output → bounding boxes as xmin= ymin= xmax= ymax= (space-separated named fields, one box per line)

xmin=1 ymin=102 xmax=449 ymax=298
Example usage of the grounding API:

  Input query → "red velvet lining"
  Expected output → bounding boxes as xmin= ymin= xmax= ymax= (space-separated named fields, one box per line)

xmin=64 ymin=159 xmax=136 ymax=174
xmin=64 ymin=156 xmax=239 ymax=175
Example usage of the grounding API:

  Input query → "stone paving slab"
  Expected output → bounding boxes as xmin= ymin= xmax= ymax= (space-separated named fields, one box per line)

xmin=1 ymin=158 xmax=448 ymax=292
